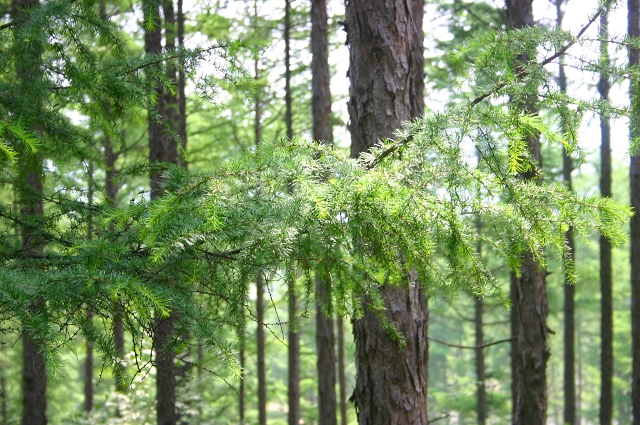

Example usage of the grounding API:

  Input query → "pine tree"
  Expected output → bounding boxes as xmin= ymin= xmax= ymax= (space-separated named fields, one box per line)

xmin=346 ymin=0 xmax=429 ymax=423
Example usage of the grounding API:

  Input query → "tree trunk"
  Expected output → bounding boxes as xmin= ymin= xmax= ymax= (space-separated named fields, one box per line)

xmin=555 ymin=2 xmax=576 ymax=424
xmin=599 ymin=7 xmax=614 ymax=425
xmin=177 ymin=0 xmax=187 ymax=169
xmin=144 ymin=0 xmax=179 ymax=422
xmin=345 ymin=1 xmax=428 ymax=423
xmin=336 ymin=317 xmax=347 ymax=425
xmin=311 ymin=1 xmax=337 ymax=424
xmin=84 ymin=309 xmax=94 ymax=413
xmin=628 ymin=1 xmax=640 ymax=423
xmin=505 ymin=2 xmax=549 ymax=424
xmin=256 ymin=273 xmax=267 ymax=425
xmin=475 ymin=295 xmax=486 ymax=425
xmin=239 ymin=325 xmax=245 ymax=425
xmin=284 ymin=2 xmax=300 ymax=424
xmin=12 ymin=0 xmax=47 ymax=422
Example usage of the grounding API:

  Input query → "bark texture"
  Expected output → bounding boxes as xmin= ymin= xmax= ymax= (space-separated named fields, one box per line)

xmin=311 ymin=0 xmax=333 ymax=145
xmin=346 ymin=1 xmax=428 ymax=423
xmin=628 ymin=1 xmax=640 ymax=423
xmin=311 ymin=1 xmax=337 ymax=424
xmin=599 ymin=8 xmax=614 ymax=425
xmin=506 ymin=2 xmax=549 ymax=424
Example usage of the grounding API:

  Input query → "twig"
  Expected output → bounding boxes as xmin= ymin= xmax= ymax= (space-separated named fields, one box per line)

xmin=428 ymin=335 xmax=515 ymax=350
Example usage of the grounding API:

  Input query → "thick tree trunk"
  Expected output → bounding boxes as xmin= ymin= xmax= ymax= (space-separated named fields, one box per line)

xmin=506 ymin=2 xmax=549 ymax=424
xmin=311 ymin=1 xmax=337 ymax=424
xmin=599 ymin=8 xmax=613 ymax=425
xmin=345 ymin=1 xmax=428 ymax=423
xmin=628 ymin=1 xmax=640 ymax=424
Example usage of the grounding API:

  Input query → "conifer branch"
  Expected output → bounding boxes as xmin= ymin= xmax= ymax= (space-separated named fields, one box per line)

xmin=367 ymin=0 xmax=614 ymax=168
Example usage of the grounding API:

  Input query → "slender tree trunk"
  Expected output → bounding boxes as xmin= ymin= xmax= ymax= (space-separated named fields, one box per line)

xmin=177 ymin=0 xmax=187 ymax=169
xmin=336 ymin=317 xmax=347 ymax=425
xmin=144 ymin=1 xmax=179 ymax=423
xmin=84 ymin=162 xmax=95 ymax=413
xmin=256 ymin=273 xmax=267 ymax=425
xmin=506 ymin=2 xmax=549 ymax=424
xmin=555 ymin=2 xmax=576 ymax=424
xmin=239 ymin=323 xmax=245 ymax=425
xmin=628 ymin=1 xmax=640 ymax=423
xmin=599 ymin=6 xmax=614 ymax=425
xmin=104 ymin=136 xmax=127 ymax=393
xmin=284 ymin=2 xmax=301 ymax=424
xmin=1 ymin=340 xmax=6 ymax=425
xmin=253 ymin=4 xmax=267 ymax=419
xmin=346 ymin=1 xmax=428 ymax=423
xmin=475 ymin=295 xmax=486 ymax=425
xmin=21 ymin=193 xmax=46 ymax=423
xmin=311 ymin=0 xmax=337 ymax=424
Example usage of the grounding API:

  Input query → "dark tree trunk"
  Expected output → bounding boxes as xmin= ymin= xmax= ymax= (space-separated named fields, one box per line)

xmin=155 ymin=312 xmax=178 ymax=425
xmin=311 ymin=1 xmax=337 ymax=424
xmin=84 ymin=310 xmax=94 ymax=413
xmin=628 ymin=1 xmax=640 ymax=424
xmin=556 ymin=2 xmax=576 ymax=424
xmin=315 ymin=276 xmax=337 ymax=425
xmin=336 ymin=317 xmax=347 ymax=425
xmin=239 ymin=324 xmax=245 ymax=425
xmin=84 ymin=163 xmax=95 ymax=413
xmin=475 ymin=295 xmax=486 ymax=425
xmin=105 ymin=135 xmax=126 ymax=393
xmin=284 ymin=2 xmax=300 ymax=424
xmin=254 ymin=3 xmax=267 ymax=420
xmin=144 ymin=1 xmax=179 ymax=423
xmin=311 ymin=0 xmax=333 ymax=146
xmin=256 ymin=273 xmax=267 ymax=425
xmin=12 ymin=0 xmax=47 ymax=422
xmin=345 ymin=1 xmax=428 ymax=423
xmin=177 ymin=0 xmax=187 ymax=169
xmin=599 ymin=7 xmax=613 ymax=425
xmin=506 ymin=2 xmax=549 ymax=425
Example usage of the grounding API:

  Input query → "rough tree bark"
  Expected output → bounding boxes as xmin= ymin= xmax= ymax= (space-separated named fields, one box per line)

xmin=506 ymin=2 xmax=549 ymax=424
xmin=311 ymin=0 xmax=337 ymax=424
xmin=628 ymin=1 xmax=640 ymax=423
xmin=599 ymin=6 xmax=613 ymax=425
xmin=345 ymin=1 xmax=429 ymax=424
